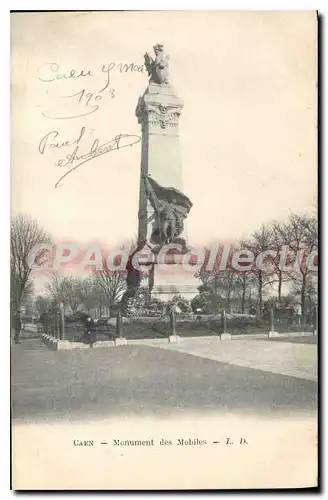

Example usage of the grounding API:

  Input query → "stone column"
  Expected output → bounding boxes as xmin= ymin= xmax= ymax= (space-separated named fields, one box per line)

xmin=135 ymin=45 xmax=199 ymax=302
xmin=136 ymin=83 xmax=184 ymax=245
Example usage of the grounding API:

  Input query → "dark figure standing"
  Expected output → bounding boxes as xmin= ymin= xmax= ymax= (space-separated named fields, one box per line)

xmin=13 ymin=313 xmax=22 ymax=344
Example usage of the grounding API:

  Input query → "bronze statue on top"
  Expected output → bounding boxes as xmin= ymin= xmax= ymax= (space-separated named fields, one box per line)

xmin=144 ymin=44 xmax=170 ymax=85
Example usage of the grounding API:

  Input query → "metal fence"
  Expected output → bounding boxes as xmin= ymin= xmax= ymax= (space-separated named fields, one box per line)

xmin=37 ymin=306 xmax=317 ymax=344
xmin=38 ymin=310 xmax=65 ymax=339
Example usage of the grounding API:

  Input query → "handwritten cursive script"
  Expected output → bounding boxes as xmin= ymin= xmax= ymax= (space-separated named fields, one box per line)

xmin=38 ymin=127 xmax=86 ymax=154
xmin=44 ymin=132 xmax=141 ymax=188
xmin=38 ymin=61 xmax=145 ymax=86
xmin=38 ymin=63 xmax=94 ymax=82
xmin=38 ymin=61 xmax=145 ymax=120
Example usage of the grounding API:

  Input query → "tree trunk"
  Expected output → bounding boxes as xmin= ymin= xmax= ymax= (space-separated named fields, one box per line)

xmin=258 ymin=273 xmax=263 ymax=317
xmin=13 ymin=313 xmax=21 ymax=344
xmin=278 ymin=272 xmax=282 ymax=301
xmin=227 ymin=282 xmax=231 ymax=313
xmin=241 ymin=276 xmax=246 ymax=314
xmin=301 ymin=273 xmax=307 ymax=324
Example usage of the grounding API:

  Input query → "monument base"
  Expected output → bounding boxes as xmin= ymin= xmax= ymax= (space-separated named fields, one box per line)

xmin=150 ymin=263 xmax=199 ymax=302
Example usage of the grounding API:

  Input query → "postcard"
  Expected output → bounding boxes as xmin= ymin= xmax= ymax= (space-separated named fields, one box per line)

xmin=11 ymin=11 xmax=318 ymax=490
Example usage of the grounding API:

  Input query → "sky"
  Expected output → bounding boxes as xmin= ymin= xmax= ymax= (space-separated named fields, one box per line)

xmin=11 ymin=11 xmax=317 ymax=253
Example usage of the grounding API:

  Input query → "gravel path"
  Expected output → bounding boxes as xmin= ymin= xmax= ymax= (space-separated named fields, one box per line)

xmin=143 ymin=337 xmax=318 ymax=381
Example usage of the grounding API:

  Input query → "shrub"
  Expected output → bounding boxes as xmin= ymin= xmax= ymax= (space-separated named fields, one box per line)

xmin=191 ymin=293 xmax=220 ymax=314
xmin=167 ymin=294 xmax=192 ymax=315
xmin=126 ymin=288 xmax=166 ymax=317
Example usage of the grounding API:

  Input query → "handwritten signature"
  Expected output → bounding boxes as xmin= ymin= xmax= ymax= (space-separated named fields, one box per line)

xmin=38 ymin=128 xmax=141 ymax=188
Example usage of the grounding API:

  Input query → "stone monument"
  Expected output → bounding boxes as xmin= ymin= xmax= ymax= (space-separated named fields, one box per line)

xmin=122 ymin=44 xmax=199 ymax=307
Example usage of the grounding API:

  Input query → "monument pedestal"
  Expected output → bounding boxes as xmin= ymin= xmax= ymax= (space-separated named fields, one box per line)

xmin=150 ymin=262 xmax=200 ymax=302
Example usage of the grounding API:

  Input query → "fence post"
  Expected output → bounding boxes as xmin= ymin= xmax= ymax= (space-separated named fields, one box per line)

xmin=114 ymin=308 xmax=127 ymax=347
xmin=60 ymin=303 xmax=65 ymax=341
xmin=168 ymin=306 xmax=180 ymax=343
xmin=220 ymin=309 xmax=231 ymax=340
xmin=221 ymin=309 xmax=227 ymax=334
xmin=269 ymin=308 xmax=274 ymax=332
xmin=170 ymin=308 xmax=176 ymax=336
xmin=116 ymin=309 xmax=122 ymax=338
xmin=56 ymin=312 xmax=61 ymax=339
xmin=268 ymin=307 xmax=279 ymax=337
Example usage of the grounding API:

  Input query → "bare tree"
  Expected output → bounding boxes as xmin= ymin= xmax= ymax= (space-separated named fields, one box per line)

xmin=19 ymin=280 xmax=36 ymax=319
xmin=75 ymin=277 xmax=99 ymax=314
xmin=233 ymin=271 xmax=258 ymax=313
xmin=193 ymin=215 xmax=317 ymax=320
xmin=45 ymin=276 xmax=81 ymax=313
xmin=268 ymin=221 xmax=294 ymax=301
xmin=195 ymin=246 xmax=232 ymax=297
xmin=216 ymin=269 xmax=238 ymax=312
xmin=274 ymin=213 xmax=318 ymax=320
xmin=35 ymin=295 xmax=52 ymax=315
xmin=196 ymin=268 xmax=214 ymax=292
xmin=94 ymin=258 xmax=126 ymax=314
xmin=11 ymin=214 xmax=51 ymax=318
xmin=196 ymin=245 xmax=256 ymax=313
xmin=245 ymin=224 xmax=275 ymax=316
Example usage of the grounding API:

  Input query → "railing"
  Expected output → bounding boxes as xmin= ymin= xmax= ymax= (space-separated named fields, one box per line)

xmin=37 ymin=307 xmax=317 ymax=344
xmin=38 ymin=309 xmax=65 ymax=340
